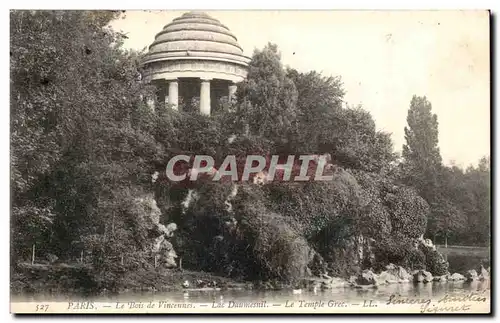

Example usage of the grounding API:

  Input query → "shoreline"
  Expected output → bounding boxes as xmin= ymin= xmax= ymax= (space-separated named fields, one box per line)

xmin=11 ymin=263 xmax=491 ymax=300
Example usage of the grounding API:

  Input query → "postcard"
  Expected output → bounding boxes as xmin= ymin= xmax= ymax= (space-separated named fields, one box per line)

xmin=10 ymin=9 xmax=491 ymax=314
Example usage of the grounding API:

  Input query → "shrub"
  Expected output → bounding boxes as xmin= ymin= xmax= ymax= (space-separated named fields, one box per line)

xmin=372 ymin=234 xmax=426 ymax=272
xmin=264 ymin=169 xmax=361 ymax=239
xmin=420 ymin=244 xmax=449 ymax=276
xmin=230 ymin=185 xmax=312 ymax=282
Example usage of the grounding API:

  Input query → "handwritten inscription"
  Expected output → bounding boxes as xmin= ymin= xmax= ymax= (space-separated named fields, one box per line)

xmin=387 ymin=294 xmax=431 ymax=307
xmin=385 ymin=292 xmax=488 ymax=314
xmin=420 ymin=303 xmax=471 ymax=313
xmin=438 ymin=293 xmax=488 ymax=304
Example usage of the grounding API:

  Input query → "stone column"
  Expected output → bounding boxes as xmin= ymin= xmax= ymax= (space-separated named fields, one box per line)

xmin=200 ymin=78 xmax=211 ymax=115
xmin=163 ymin=89 xmax=169 ymax=110
xmin=168 ymin=80 xmax=179 ymax=110
xmin=228 ymin=83 xmax=237 ymax=102
xmin=158 ymin=85 xmax=167 ymax=111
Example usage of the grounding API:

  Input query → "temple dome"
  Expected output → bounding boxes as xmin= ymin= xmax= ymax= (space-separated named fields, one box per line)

xmin=142 ymin=11 xmax=250 ymax=68
xmin=140 ymin=12 xmax=248 ymax=115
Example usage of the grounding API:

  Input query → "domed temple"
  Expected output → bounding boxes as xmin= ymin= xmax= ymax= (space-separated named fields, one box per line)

xmin=141 ymin=11 xmax=251 ymax=115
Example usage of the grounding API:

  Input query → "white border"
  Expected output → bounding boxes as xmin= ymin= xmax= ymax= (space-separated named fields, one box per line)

xmin=2 ymin=1 xmax=498 ymax=322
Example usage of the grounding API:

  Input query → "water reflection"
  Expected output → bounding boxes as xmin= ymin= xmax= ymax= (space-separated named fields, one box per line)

xmin=13 ymin=280 xmax=491 ymax=304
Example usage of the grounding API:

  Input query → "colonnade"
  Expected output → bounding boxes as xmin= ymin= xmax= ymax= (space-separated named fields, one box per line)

xmin=162 ymin=78 xmax=237 ymax=115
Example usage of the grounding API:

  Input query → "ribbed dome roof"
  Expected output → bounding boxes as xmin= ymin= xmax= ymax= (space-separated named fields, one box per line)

xmin=142 ymin=11 xmax=250 ymax=67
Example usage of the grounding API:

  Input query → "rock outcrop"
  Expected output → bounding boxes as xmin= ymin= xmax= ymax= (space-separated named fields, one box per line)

xmin=303 ymin=277 xmax=347 ymax=291
xmin=378 ymin=264 xmax=412 ymax=284
xmin=416 ymin=238 xmax=449 ymax=276
xmin=433 ymin=274 xmax=448 ymax=282
xmin=134 ymin=194 xmax=178 ymax=268
xmin=448 ymin=273 xmax=466 ymax=281
xmin=378 ymin=270 xmax=399 ymax=284
xmin=356 ymin=269 xmax=379 ymax=286
xmin=465 ymin=269 xmax=478 ymax=282
xmin=479 ymin=265 xmax=489 ymax=281
xmin=413 ymin=270 xmax=433 ymax=283
xmin=162 ymin=240 xmax=178 ymax=268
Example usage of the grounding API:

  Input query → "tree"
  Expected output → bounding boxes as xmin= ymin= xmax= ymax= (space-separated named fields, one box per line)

xmin=463 ymin=157 xmax=490 ymax=246
xmin=401 ymin=96 xmax=442 ymax=196
xmin=332 ymin=107 xmax=396 ymax=172
xmin=400 ymin=96 xmax=447 ymax=239
xmin=10 ymin=10 xmax=158 ymax=264
xmin=431 ymin=165 xmax=469 ymax=245
xmin=285 ymin=69 xmax=344 ymax=155
xmin=12 ymin=16 xmax=464 ymax=291
xmin=236 ymin=43 xmax=299 ymax=145
xmin=283 ymin=69 xmax=396 ymax=171
xmin=286 ymin=69 xmax=344 ymax=115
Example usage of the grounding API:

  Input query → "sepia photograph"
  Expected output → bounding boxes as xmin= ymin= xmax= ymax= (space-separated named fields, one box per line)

xmin=9 ymin=9 xmax=491 ymax=314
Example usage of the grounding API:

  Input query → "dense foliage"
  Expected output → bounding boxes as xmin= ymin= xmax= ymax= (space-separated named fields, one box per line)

xmin=10 ymin=11 xmax=490 ymax=292
xmin=10 ymin=10 xmax=160 ymax=273
xmin=400 ymin=96 xmax=490 ymax=246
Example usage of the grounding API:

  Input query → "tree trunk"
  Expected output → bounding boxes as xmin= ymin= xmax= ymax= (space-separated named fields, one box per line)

xmin=31 ymin=244 xmax=35 ymax=265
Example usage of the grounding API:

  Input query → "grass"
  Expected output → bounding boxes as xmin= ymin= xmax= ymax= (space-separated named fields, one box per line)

xmin=436 ymin=245 xmax=490 ymax=257
xmin=435 ymin=245 xmax=490 ymax=274
xmin=11 ymin=262 xmax=248 ymax=297
xmin=120 ymin=268 xmax=247 ymax=292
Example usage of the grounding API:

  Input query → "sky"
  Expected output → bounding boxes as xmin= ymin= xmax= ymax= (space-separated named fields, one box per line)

xmin=110 ymin=10 xmax=490 ymax=168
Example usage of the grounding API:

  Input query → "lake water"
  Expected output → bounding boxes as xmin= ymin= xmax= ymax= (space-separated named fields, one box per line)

xmin=14 ymin=279 xmax=490 ymax=303
xmin=11 ymin=251 xmax=491 ymax=313
xmin=11 ymin=278 xmax=491 ymax=314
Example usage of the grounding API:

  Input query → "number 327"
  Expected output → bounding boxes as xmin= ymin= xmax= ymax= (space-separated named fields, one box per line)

xmin=35 ymin=304 xmax=49 ymax=312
